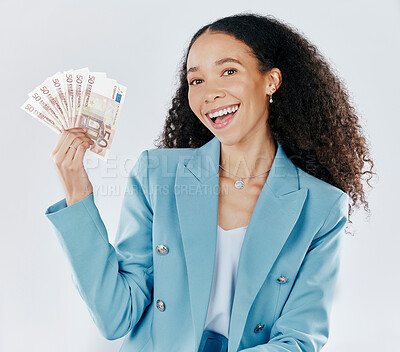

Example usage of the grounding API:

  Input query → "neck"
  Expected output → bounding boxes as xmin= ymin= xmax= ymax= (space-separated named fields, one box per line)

xmin=219 ymin=129 xmax=277 ymax=179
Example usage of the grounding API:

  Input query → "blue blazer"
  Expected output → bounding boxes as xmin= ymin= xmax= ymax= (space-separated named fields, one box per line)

xmin=45 ymin=136 xmax=349 ymax=352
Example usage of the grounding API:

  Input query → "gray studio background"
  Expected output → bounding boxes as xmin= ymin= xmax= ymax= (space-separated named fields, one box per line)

xmin=1 ymin=0 xmax=399 ymax=351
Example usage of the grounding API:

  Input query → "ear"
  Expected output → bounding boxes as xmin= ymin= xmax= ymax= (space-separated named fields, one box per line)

xmin=265 ymin=68 xmax=282 ymax=95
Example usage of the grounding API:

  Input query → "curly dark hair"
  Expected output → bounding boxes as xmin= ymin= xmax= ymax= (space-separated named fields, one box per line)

xmin=154 ymin=12 xmax=376 ymax=230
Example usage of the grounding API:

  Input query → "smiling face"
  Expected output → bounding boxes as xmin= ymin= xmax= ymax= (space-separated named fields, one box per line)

xmin=186 ymin=31 xmax=276 ymax=145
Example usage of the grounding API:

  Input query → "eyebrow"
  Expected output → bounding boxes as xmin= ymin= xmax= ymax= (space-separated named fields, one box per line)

xmin=186 ymin=57 xmax=243 ymax=78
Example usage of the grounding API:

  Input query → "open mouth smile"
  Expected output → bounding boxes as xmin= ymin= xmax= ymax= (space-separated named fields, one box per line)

xmin=206 ymin=104 xmax=240 ymax=130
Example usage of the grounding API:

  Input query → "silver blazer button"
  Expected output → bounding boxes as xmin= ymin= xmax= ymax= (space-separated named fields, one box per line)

xmin=156 ymin=299 xmax=166 ymax=312
xmin=156 ymin=244 xmax=169 ymax=255
xmin=277 ymin=276 xmax=289 ymax=284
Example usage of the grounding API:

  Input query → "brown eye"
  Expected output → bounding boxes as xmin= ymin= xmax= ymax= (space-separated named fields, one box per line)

xmin=189 ymin=79 xmax=203 ymax=86
xmin=223 ymin=69 xmax=237 ymax=76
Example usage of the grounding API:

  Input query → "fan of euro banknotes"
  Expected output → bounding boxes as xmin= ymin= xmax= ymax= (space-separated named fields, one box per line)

xmin=20 ymin=67 xmax=127 ymax=161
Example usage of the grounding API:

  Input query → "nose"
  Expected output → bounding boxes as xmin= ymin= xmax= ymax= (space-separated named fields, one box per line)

xmin=203 ymin=82 xmax=225 ymax=103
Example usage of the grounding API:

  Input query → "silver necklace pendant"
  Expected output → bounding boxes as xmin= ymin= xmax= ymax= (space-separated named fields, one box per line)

xmin=235 ymin=179 xmax=245 ymax=189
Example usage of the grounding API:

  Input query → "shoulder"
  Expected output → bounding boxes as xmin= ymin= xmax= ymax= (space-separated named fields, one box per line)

xmin=296 ymin=167 xmax=349 ymax=234
xmin=297 ymin=166 xmax=347 ymax=200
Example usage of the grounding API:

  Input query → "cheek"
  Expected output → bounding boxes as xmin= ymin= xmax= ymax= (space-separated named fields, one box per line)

xmin=228 ymin=79 xmax=251 ymax=100
xmin=236 ymin=79 xmax=266 ymax=109
xmin=188 ymin=91 xmax=202 ymax=116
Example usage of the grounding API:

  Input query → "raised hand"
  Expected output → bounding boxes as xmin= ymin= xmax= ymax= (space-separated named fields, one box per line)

xmin=50 ymin=127 xmax=95 ymax=206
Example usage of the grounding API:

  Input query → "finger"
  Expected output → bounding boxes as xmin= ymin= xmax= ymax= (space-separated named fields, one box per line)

xmin=59 ymin=133 xmax=91 ymax=156
xmin=64 ymin=139 xmax=91 ymax=163
xmin=52 ymin=128 xmax=86 ymax=156
xmin=72 ymin=143 xmax=90 ymax=162
xmin=59 ymin=135 xmax=78 ymax=156
xmin=51 ymin=129 xmax=70 ymax=156
xmin=65 ymin=127 xmax=87 ymax=133
xmin=64 ymin=141 xmax=82 ymax=163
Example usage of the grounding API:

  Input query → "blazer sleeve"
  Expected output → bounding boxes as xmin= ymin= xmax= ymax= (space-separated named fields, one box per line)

xmin=239 ymin=192 xmax=349 ymax=352
xmin=44 ymin=150 xmax=153 ymax=341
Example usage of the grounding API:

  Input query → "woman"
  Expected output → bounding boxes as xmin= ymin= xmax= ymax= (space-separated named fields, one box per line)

xmin=45 ymin=13 xmax=375 ymax=352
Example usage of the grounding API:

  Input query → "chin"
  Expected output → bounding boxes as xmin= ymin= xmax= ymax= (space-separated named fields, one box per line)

xmin=215 ymin=133 xmax=241 ymax=147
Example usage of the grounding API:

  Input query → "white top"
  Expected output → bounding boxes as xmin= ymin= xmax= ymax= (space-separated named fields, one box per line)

xmin=203 ymin=224 xmax=248 ymax=339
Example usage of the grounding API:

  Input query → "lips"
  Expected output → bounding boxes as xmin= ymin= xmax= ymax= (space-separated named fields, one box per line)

xmin=207 ymin=104 xmax=240 ymax=129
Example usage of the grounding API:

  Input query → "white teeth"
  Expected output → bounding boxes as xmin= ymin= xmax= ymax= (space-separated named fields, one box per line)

xmin=209 ymin=105 xmax=239 ymax=120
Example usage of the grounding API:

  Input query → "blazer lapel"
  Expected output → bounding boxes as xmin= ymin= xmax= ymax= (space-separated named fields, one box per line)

xmin=175 ymin=136 xmax=221 ymax=350
xmin=174 ymin=136 xmax=308 ymax=352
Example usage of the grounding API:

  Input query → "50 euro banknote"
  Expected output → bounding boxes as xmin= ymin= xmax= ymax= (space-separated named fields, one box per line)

xmin=21 ymin=68 xmax=127 ymax=161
